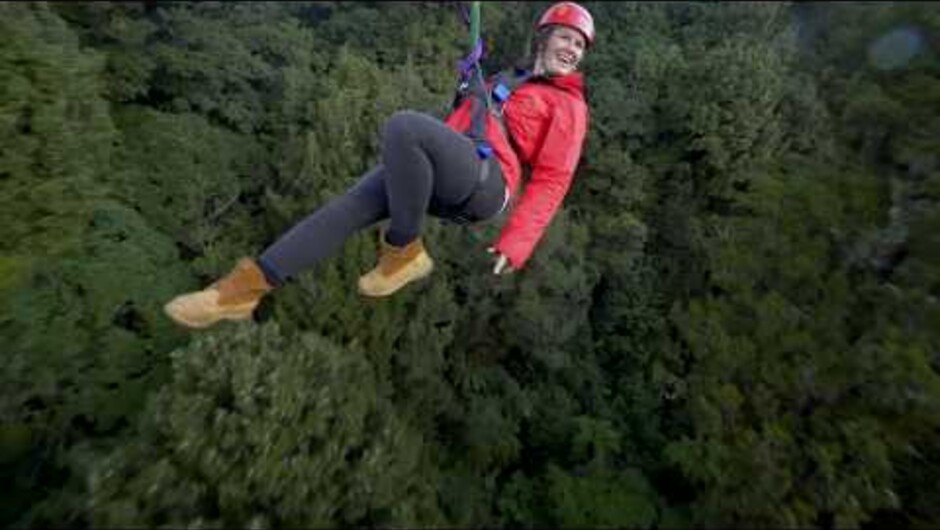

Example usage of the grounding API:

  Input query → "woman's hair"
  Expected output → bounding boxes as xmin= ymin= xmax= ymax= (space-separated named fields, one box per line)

xmin=514 ymin=26 xmax=556 ymax=71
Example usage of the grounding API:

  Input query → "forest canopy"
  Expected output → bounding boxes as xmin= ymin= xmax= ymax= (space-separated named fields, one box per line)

xmin=1 ymin=2 xmax=938 ymax=528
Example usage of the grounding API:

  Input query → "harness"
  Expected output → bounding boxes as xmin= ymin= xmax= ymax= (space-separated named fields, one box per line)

xmin=446 ymin=65 xmax=533 ymax=226
xmin=455 ymin=67 xmax=534 ymax=160
xmin=454 ymin=1 xmax=533 ymax=161
xmin=444 ymin=2 xmax=533 ymax=227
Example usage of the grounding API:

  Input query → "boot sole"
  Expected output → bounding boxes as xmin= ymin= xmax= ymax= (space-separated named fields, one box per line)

xmin=359 ymin=259 xmax=434 ymax=298
xmin=163 ymin=301 xmax=257 ymax=329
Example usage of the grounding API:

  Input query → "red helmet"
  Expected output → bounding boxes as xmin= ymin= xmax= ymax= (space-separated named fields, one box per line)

xmin=537 ymin=2 xmax=595 ymax=46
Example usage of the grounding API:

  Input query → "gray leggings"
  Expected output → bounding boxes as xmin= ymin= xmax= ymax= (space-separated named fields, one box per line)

xmin=256 ymin=110 xmax=506 ymax=286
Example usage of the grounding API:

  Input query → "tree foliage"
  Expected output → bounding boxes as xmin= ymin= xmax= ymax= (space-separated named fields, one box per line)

xmin=1 ymin=1 xmax=938 ymax=528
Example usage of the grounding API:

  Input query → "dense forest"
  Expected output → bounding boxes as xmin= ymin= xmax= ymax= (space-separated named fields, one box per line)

xmin=1 ymin=1 xmax=938 ymax=528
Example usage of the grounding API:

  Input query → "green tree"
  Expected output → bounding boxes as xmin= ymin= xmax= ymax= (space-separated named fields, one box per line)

xmin=665 ymin=160 xmax=940 ymax=527
xmin=0 ymin=4 xmax=192 ymax=526
xmin=89 ymin=322 xmax=445 ymax=528
xmin=107 ymin=106 xmax=265 ymax=276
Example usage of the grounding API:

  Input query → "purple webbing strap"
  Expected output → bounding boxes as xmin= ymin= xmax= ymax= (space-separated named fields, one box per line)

xmin=457 ymin=38 xmax=484 ymax=79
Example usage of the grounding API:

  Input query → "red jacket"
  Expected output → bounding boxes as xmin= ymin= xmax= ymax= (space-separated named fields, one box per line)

xmin=444 ymin=72 xmax=589 ymax=269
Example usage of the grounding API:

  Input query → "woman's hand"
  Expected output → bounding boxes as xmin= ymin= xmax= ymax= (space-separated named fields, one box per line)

xmin=487 ymin=247 xmax=514 ymax=275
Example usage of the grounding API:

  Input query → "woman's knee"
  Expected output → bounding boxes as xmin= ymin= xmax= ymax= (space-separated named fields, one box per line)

xmin=383 ymin=110 xmax=427 ymax=149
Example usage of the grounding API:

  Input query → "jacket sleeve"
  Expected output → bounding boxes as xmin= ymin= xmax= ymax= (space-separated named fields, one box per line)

xmin=492 ymin=99 xmax=587 ymax=269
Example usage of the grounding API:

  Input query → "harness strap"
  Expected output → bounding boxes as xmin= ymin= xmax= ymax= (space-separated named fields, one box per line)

xmin=448 ymin=4 xmax=533 ymax=224
xmin=458 ymin=68 xmax=533 ymax=161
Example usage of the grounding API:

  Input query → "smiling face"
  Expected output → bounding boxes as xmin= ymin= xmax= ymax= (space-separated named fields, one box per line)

xmin=533 ymin=25 xmax=587 ymax=77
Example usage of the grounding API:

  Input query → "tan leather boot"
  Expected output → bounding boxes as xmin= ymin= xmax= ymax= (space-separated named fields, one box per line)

xmin=358 ymin=236 xmax=434 ymax=297
xmin=164 ymin=258 xmax=273 ymax=329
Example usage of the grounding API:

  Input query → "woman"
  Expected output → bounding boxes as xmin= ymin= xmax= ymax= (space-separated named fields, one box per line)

xmin=164 ymin=2 xmax=594 ymax=329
